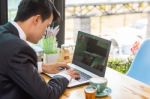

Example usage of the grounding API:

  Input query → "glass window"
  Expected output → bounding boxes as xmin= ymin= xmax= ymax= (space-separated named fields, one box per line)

xmin=8 ymin=0 xmax=20 ymax=21
xmin=65 ymin=0 xmax=148 ymax=58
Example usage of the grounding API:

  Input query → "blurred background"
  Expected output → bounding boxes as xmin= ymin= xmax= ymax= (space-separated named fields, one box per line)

xmin=5 ymin=0 xmax=150 ymax=73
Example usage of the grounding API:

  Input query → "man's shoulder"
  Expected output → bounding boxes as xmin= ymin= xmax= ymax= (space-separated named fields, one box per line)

xmin=0 ymin=32 xmax=34 ymax=55
xmin=0 ymin=23 xmax=26 ymax=47
xmin=0 ymin=34 xmax=37 ymax=62
xmin=0 ymin=32 xmax=25 ymax=46
xmin=0 ymin=23 xmax=37 ymax=59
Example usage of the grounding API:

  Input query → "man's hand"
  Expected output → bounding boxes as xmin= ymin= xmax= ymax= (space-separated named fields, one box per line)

xmin=42 ymin=62 xmax=80 ymax=80
xmin=42 ymin=62 xmax=70 ymax=74
xmin=66 ymin=68 xmax=80 ymax=80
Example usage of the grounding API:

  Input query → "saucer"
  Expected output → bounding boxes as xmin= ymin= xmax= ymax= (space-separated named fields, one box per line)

xmin=96 ymin=87 xmax=112 ymax=97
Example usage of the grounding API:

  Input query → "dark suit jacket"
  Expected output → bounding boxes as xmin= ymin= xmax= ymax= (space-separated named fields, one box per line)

xmin=0 ymin=23 xmax=69 ymax=99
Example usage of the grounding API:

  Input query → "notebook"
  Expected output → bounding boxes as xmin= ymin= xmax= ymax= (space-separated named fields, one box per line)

xmin=48 ymin=31 xmax=111 ymax=87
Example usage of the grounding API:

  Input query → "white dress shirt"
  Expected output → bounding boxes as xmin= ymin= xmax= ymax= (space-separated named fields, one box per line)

xmin=11 ymin=21 xmax=71 ymax=81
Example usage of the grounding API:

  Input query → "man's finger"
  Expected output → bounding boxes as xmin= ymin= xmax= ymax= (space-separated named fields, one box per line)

xmin=67 ymin=69 xmax=80 ymax=79
xmin=57 ymin=62 xmax=70 ymax=69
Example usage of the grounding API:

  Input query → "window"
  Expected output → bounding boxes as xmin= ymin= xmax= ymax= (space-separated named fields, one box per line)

xmin=8 ymin=0 xmax=20 ymax=21
xmin=65 ymin=0 xmax=148 ymax=57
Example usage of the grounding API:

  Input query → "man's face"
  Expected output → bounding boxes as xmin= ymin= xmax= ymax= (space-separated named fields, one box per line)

xmin=28 ymin=15 xmax=53 ymax=43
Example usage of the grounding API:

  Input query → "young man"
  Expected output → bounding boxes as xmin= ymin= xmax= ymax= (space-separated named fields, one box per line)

xmin=0 ymin=0 xmax=79 ymax=99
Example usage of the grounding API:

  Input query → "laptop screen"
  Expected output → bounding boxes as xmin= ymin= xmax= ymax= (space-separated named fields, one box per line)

xmin=72 ymin=31 xmax=111 ymax=77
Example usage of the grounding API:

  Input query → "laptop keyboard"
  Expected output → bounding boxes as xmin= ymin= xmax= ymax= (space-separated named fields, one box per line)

xmin=76 ymin=70 xmax=92 ymax=82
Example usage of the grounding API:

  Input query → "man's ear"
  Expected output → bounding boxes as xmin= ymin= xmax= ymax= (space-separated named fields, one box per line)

xmin=32 ymin=15 xmax=41 ymax=25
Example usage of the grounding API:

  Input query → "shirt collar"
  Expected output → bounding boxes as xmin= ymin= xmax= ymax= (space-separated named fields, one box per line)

xmin=11 ymin=21 xmax=26 ymax=41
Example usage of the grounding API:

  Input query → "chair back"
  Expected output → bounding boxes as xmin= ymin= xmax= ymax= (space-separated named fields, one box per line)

xmin=127 ymin=39 xmax=150 ymax=85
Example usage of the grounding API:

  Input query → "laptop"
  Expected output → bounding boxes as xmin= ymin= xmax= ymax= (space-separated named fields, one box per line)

xmin=48 ymin=31 xmax=111 ymax=87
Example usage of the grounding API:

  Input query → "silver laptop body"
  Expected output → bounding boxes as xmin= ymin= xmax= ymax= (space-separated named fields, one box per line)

xmin=67 ymin=31 xmax=111 ymax=87
xmin=49 ymin=31 xmax=111 ymax=87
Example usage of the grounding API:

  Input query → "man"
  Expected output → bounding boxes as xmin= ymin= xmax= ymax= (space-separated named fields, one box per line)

xmin=0 ymin=0 xmax=79 ymax=99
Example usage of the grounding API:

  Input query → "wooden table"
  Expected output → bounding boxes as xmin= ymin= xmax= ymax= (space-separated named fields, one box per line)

xmin=42 ymin=67 xmax=150 ymax=99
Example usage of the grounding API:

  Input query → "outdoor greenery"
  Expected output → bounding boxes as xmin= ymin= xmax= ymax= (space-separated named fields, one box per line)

xmin=107 ymin=56 xmax=133 ymax=74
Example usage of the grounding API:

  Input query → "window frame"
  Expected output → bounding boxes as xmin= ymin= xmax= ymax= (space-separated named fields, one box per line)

xmin=0 ymin=0 xmax=8 ymax=25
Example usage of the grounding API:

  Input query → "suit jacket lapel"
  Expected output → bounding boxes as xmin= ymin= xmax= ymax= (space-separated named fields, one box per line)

xmin=3 ymin=22 xmax=20 ymax=38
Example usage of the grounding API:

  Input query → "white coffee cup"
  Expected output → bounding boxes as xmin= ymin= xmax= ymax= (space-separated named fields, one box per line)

xmin=89 ymin=77 xmax=107 ymax=93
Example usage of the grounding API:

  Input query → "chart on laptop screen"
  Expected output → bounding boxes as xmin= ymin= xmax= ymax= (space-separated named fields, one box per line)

xmin=72 ymin=31 xmax=111 ymax=76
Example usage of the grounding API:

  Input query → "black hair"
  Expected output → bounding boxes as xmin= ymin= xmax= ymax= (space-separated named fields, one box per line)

xmin=14 ymin=0 xmax=60 ymax=22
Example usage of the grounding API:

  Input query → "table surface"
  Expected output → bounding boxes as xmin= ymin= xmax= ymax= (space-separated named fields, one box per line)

xmin=42 ymin=67 xmax=150 ymax=99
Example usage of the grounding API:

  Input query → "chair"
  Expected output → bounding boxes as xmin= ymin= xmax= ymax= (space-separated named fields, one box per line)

xmin=127 ymin=39 xmax=150 ymax=85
